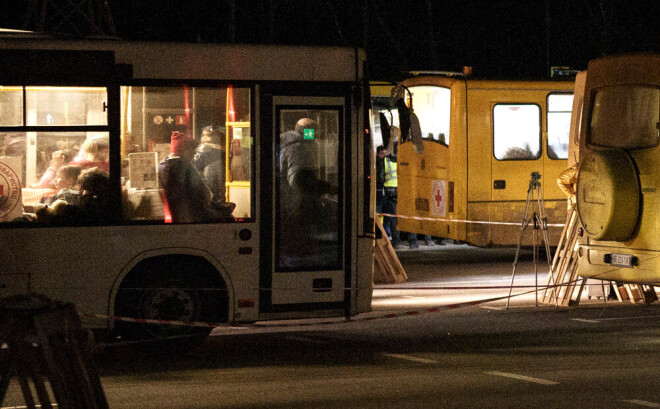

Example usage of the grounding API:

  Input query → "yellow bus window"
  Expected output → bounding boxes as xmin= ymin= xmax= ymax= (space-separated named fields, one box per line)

xmin=409 ymin=86 xmax=451 ymax=145
xmin=547 ymin=93 xmax=573 ymax=159
xmin=493 ymin=104 xmax=540 ymax=160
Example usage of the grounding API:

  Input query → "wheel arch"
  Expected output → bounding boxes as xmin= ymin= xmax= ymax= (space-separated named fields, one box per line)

xmin=109 ymin=247 xmax=234 ymax=329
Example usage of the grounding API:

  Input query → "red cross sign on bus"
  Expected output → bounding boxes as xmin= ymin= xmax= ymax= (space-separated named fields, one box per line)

xmin=431 ymin=180 xmax=446 ymax=217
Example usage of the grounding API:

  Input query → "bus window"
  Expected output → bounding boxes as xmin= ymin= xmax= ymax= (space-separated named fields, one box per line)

xmin=493 ymin=104 xmax=541 ymax=160
xmin=120 ymin=85 xmax=252 ymax=222
xmin=588 ymin=85 xmax=660 ymax=149
xmin=276 ymin=109 xmax=341 ymax=270
xmin=409 ymin=86 xmax=451 ymax=145
xmin=0 ymin=86 xmax=23 ymax=126
xmin=547 ymin=93 xmax=573 ymax=159
xmin=0 ymin=86 xmax=108 ymax=224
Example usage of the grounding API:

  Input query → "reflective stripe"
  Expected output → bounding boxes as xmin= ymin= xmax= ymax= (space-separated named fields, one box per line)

xmin=384 ymin=158 xmax=397 ymax=188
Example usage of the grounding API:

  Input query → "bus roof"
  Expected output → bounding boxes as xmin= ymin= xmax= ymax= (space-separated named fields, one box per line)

xmin=0 ymin=34 xmax=366 ymax=82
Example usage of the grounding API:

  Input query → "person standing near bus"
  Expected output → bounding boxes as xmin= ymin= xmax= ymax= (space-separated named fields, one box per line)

xmin=382 ymin=144 xmax=401 ymax=249
xmin=376 ymin=145 xmax=387 ymax=220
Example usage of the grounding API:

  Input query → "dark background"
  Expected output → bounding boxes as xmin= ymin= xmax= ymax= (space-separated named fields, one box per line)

xmin=2 ymin=0 xmax=659 ymax=80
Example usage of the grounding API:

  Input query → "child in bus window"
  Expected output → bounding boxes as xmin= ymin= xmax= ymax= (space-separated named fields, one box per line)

xmin=45 ymin=165 xmax=82 ymax=206
xmin=33 ymin=149 xmax=75 ymax=189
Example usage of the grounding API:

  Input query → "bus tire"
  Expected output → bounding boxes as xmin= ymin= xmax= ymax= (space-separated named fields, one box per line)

xmin=114 ymin=255 xmax=227 ymax=349
xmin=576 ymin=149 xmax=641 ymax=241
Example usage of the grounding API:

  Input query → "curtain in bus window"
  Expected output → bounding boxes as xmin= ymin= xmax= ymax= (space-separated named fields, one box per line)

xmin=276 ymin=109 xmax=341 ymax=270
xmin=493 ymin=104 xmax=541 ymax=160
xmin=589 ymin=85 xmax=660 ymax=149
xmin=547 ymin=94 xmax=573 ymax=159
xmin=119 ymin=85 xmax=252 ymax=223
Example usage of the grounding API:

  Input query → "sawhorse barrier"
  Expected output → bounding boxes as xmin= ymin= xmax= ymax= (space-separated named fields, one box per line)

xmin=0 ymin=294 xmax=109 ymax=409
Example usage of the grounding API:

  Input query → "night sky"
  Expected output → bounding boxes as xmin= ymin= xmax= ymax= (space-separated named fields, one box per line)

xmin=2 ymin=0 xmax=659 ymax=80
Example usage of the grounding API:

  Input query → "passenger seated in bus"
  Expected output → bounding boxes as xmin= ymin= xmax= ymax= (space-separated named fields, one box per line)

xmin=158 ymin=131 xmax=234 ymax=223
xmin=69 ymin=136 xmax=110 ymax=172
xmin=78 ymin=167 xmax=112 ymax=224
xmin=193 ymin=126 xmax=226 ymax=202
xmin=43 ymin=165 xmax=82 ymax=206
xmin=32 ymin=149 xmax=75 ymax=188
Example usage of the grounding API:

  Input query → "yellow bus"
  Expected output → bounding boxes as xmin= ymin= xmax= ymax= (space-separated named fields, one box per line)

xmin=372 ymin=74 xmax=575 ymax=247
xmin=575 ymin=53 xmax=660 ymax=284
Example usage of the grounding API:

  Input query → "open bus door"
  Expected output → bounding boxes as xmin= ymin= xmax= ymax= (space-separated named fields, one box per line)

xmin=259 ymin=91 xmax=350 ymax=318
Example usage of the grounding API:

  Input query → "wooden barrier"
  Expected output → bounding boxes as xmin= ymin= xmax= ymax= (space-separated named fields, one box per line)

xmin=0 ymin=294 xmax=109 ymax=409
xmin=373 ymin=219 xmax=407 ymax=284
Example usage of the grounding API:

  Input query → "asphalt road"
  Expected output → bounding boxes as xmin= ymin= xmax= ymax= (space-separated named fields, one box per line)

xmin=3 ymin=244 xmax=660 ymax=409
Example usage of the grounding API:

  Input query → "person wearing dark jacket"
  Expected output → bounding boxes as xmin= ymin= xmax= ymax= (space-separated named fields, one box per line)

xmin=193 ymin=126 xmax=226 ymax=202
xmin=159 ymin=131 xmax=233 ymax=223
xmin=278 ymin=118 xmax=338 ymax=267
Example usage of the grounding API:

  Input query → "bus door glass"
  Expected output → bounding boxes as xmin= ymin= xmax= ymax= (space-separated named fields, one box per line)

xmin=270 ymin=96 xmax=344 ymax=309
xmin=491 ymin=103 xmax=542 ymax=201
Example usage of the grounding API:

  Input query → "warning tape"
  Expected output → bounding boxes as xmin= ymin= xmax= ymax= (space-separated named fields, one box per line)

xmin=377 ymin=212 xmax=565 ymax=228
xmin=80 ymin=285 xmax=546 ymax=330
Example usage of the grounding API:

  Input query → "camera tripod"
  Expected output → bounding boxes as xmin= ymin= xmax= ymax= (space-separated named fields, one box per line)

xmin=506 ymin=172 xmax=557 ymax=308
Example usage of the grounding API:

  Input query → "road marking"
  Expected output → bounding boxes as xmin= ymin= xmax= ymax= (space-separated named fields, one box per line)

xmin=485 ymin=371 xmax=558 ymax=385
xmin=284 ymin=335 xmax=330 ymax=344
xmin=381 ymin=353 xmax=437 ymax=364
xmin=2 ymin=406 xmax=59 ymax=409
xmin=622 ymin=400 xmax=660 ymax=408
xmin=598 ymin=315 xmax=660 ymax=321
xmin=571 ymin=318 xmax=601 ymax=323
xmin=481 ymin=306 xmax=504 ymax=311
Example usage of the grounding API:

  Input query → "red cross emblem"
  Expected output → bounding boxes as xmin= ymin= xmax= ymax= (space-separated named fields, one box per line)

xmin=435 ymin=189 xmax=443 ymax=207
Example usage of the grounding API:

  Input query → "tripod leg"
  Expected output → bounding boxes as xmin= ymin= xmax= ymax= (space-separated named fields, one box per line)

xmin=537 ymin=186 xmax=559 ymax=306
xmin=507 ymin=187 xmax=533 ymax=309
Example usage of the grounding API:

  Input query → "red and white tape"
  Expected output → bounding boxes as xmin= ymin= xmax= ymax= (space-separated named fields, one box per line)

xmin=377 ymin=212 xmax=565 ymax=228
xmin=80 ymin=285 xmax=543 ymax=330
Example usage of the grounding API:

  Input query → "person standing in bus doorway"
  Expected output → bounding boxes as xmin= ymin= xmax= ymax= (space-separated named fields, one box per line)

xmin=376 ymin=145 xmax=387 ymax=221
xmin=279 ymin=118 xmax=338 ymax=266
xmin=382 ymin=143 xmax=401 ymax=249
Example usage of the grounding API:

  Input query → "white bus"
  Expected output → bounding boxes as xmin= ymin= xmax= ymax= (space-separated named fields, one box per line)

xmin=0 ymin=33 xmax=374 ymax=345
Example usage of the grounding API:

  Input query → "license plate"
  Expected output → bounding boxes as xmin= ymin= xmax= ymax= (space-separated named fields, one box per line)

xmin=610 ymin=253 xmax=634 ymax=268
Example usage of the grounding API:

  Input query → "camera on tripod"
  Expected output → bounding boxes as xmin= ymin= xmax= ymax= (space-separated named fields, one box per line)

xmin=529 ymin=172 xmax=541 ymax=190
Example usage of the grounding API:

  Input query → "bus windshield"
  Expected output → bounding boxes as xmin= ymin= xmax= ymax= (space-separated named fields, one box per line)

xmin=589 ymin=85 xmax=660 ymax=149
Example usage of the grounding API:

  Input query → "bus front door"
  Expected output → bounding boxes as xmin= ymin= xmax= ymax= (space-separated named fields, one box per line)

xmin=261 ymin=94 xmax=348 ymax=317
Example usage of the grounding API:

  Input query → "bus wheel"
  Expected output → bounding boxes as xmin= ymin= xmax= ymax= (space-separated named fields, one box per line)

xmin=115 ymin=256 xmax=226 ymax=349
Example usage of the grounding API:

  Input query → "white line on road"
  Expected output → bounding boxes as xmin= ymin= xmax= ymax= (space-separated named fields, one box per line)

xmin=597 ymin=315 xmax=660 ymax=321
xmin=622 ymin=400 xmax=660 ymax=408
xmin=571 ymin=318 xmax=601 ymax=323
xmin=381 ymin=353 xmax=437 ymax=364
xmin=481 ymin=306 xmax=504 ymax=311
xmin=485 ymin=371 xmax=558 ymax=385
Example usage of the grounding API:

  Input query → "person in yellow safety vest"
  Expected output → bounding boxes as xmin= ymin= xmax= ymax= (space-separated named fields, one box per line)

xmin=382 ymin=147 xmax=401 ymax=248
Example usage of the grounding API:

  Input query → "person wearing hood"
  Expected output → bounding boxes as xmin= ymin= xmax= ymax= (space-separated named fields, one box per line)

xmin=193 ymin=126 xmax=227 ymax=202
